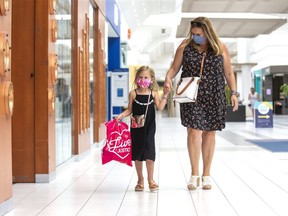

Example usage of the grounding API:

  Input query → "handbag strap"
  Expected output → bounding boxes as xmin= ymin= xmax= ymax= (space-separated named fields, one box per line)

xmin=199 ymin=50 xmax=207 ymax=78
xmin=144 ymin=93 xmax=151 ymax=118
xmin=176 ymin=50 xmax=207 ymax=95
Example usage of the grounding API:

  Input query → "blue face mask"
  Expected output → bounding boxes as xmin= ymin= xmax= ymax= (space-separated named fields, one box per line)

xmin=193 ymin=34 xmax=206 ymax=45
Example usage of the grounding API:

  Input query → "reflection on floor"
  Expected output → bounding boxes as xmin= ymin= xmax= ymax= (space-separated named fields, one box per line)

xmin=5 ymin=114 xmax=288 ymax=216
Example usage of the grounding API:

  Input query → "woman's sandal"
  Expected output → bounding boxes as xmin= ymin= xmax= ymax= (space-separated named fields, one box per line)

xmin=135 ymin=183 xmax=144 ymax=192
xmin=149 ymin=182 xmax=159 ymax=192
xmin=187 ymin=175 xmax=200 ymax=190
xmin=202 ymin=176 xmax=212 ymax=190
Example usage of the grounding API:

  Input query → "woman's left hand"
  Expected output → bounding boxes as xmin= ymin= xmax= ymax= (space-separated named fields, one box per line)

xmin=231 ymin=95 xmax=239 ymax=111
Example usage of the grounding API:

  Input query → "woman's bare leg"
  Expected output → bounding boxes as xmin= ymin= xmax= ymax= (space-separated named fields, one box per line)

xmin=187 ymin=128 xmax=202 ymax=176
xmin=201 ymin=131 xmax=216 ymax=176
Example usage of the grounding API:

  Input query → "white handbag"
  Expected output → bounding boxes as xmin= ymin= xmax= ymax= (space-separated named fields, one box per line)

xmin=173 ymin=51 xmax=207 ymax=103
xmin=173 ymin=77 xmax=201 ymax=103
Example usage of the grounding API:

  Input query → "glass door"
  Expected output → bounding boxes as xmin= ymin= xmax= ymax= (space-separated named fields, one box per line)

xmin=55 ymin=0 xmax=73 ymax=165
xmin=89 ymin=2 xmax=95 ymax=145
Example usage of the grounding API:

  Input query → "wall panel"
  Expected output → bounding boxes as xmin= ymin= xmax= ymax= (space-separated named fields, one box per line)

xmin=12 ymin=0 xmax=56 ymax=183
xmin=0 ymin=0 xmax=12 ymax=202
xmin=11 ymin=0 xmax=36 ymax=183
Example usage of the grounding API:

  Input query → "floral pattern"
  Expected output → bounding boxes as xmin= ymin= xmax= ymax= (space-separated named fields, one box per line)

xmin=180 ymin=45 xmax=227 ymax=131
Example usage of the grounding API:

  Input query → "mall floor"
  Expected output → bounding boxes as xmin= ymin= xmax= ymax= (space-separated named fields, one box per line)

xmin=4 ymin=114 xmax=288 ymax=216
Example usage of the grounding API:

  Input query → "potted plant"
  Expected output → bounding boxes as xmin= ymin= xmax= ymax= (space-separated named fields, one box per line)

xmin=280 ymin=83 xmax=288 ymax=114
xmin=280 ymin=83 xmax=288 ymax=96
xmin=225 ymin=84 xmax=232 ymax=105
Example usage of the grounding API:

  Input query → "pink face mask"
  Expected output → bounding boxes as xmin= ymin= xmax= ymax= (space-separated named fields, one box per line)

xmin=137 ymin=78 xmax=152 ymax=88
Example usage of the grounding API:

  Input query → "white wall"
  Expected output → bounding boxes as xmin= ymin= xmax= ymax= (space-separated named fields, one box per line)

xmin=251 ymin=23 xmax=288 ymax=71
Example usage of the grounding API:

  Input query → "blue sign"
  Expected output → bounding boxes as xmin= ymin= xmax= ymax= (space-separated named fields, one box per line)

xmin=117 ymin=88 xmax=123 ymax=97
xmin=254 ymin=101 xmax=273 ymax=128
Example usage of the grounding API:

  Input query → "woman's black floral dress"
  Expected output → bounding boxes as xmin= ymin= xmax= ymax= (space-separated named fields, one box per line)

xmin=180 ymin=45 xmax=227 ymax=131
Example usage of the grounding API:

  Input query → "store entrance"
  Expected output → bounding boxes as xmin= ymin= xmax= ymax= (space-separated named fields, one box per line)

xmin=55 ymin=0 xmax=73 ymax=166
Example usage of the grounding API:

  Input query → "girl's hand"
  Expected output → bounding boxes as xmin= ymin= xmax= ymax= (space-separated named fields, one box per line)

xmin=115 ymin=113 xmax=123 ymax=122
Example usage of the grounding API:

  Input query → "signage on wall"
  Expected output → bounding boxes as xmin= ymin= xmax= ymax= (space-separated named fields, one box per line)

xmin=266 ymin=88 xmax=271 ymax=95
xmin=111 ymin=72 xmax=129 ymax=107
xmin=254 ymin=101 xmax=273 ymax=128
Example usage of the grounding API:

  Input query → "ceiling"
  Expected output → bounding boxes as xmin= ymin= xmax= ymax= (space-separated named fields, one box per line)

xmin=176 ymin=16 xmax=287 ymax=38
xmin=116 ymin=0 xmax=288 ymax=79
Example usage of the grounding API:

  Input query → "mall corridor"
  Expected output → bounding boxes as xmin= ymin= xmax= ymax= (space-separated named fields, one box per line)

xmin=4 ymin=114 xmax=288 ymax=216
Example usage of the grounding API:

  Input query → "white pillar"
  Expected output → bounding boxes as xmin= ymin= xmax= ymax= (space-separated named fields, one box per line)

xmin=241 ymin=66 xmax=253 ymax=105
xmin=237 ymin=38 xmax=253 ymax=117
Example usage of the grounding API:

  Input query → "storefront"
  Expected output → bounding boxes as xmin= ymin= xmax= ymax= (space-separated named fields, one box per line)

xmin=256 ymin=66 xmax=288 ymax=114
xmin=3 ymin=0 xmax=107 ymax=181
xmin=1 ymin=0 xmax=107 ymax=214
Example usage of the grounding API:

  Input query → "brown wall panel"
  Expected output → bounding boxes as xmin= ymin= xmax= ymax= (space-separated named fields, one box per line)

xmin=11 ymin=146 xmax=34 ymax=182
xmin=0 ymin=114 xmax=12 ymax=202
xmin=12 ymin=0 xmax=36 ymax=183
xmin=34 ymin=0 xmax=54 ymax=174
xmin=93 ymin=7 xmax=106 ymax=142
xmin=48 ymin=112 xmax=56 ymax=172
xmin=0 ymin=0 xmax=12 ymax=202
xmin=94 ymin=0 xmax=105 ymax=14
xmin=72 ymin=0 xmax=79 ymax=153
xmin=73 ymin=0 xmax=107 ymax=148
xmin=12 ymin=0 xmax=56 ymax=182
xmin=73 ymin=0 xmax=91 ymax=154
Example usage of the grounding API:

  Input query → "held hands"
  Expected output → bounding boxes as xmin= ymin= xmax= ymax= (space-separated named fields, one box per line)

xmin=164 ymin=77 xmax=172 ymax=94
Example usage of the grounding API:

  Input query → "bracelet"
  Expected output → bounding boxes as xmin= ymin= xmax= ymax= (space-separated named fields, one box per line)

xmin=231 ymin=90 xmax=238 ymax=95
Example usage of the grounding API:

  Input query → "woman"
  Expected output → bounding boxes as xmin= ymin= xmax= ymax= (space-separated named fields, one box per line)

xmin=164 ymin=17 xmax=238 ymax=190
xmin=248 ymin=87 xmax=260 ymax=120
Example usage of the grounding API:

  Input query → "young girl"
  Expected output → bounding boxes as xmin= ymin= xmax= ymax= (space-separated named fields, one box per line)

xmin=115 ymin=65 xmax=168 ymax=192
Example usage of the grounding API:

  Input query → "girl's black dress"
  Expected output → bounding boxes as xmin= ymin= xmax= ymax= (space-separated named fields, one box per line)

xmin=131 ymin=90 xmax=156 ymax=161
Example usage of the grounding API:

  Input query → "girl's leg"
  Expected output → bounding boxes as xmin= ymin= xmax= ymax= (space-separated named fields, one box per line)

xmin=146 ymin=159 xmax=154 ymax=184
xmin=146 ymin=159 xmax=158 ymax=191
xmin=135 ymin=160 xmax=144 ymax=185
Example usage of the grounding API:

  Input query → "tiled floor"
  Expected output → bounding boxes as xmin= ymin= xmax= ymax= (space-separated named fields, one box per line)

xmin=4 ymin=114 xmax=288 ymax=216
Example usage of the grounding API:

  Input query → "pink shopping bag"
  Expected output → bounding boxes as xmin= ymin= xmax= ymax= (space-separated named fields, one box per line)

xmin=102 ymin=119 xmax=132 ymax=167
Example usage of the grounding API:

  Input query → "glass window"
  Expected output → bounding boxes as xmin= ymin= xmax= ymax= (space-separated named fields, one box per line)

xmin=89 ymin=3 xmax=95 ymax=144
xmin=55 ymin=0 xmax=73 ymax=166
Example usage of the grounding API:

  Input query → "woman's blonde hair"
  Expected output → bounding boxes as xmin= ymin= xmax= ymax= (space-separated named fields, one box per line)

xmin=133 ymin=65 xmax=159 ymax=91
xmin=187 ymin=17 xmax=223 ymax=55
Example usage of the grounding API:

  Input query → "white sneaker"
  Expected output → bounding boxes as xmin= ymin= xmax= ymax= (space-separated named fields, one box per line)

xmin=187 ymin=175 xmax=200 ymax=190
xmin=202 ymin=176 xmax=212 ymax=190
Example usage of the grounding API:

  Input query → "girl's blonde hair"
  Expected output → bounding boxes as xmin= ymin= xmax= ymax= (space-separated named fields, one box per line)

xmin=186 ymin=17 xmax=223 ymax=56
xmin=133 ymin=65 xmax=159 ymax=91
